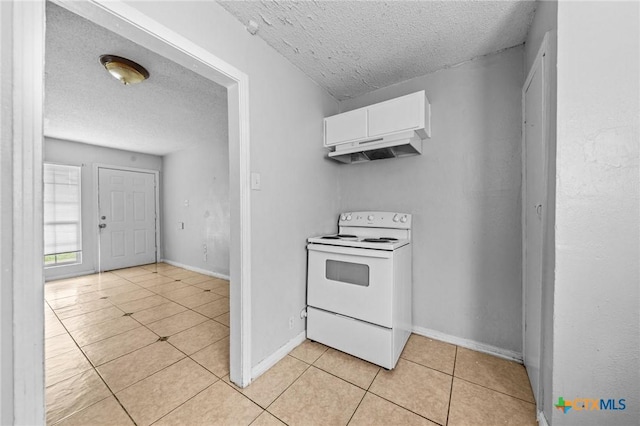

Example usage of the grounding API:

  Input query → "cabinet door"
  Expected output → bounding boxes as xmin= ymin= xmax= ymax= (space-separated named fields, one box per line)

xmin=367 ymin=92 xmax=425 ymax=138
xmin=324 ymin=108 xmax=367 ymax=146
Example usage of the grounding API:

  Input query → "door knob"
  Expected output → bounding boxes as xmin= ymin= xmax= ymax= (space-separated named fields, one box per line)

xmin=98 ymin=223 xmax=107 ymax=229
xmin=535 ymin=204 xmax=542 ymax=219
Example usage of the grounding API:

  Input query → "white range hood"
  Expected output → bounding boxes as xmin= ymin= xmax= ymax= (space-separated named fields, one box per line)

xmin=328 ymin=130 xmax=423 ymax=164
xmin=324 ymin=90 xmax=431 ymax=164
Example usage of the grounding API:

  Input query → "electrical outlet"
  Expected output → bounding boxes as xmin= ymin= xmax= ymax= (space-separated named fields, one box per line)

xmin=288 ymin=316 xmax=294 ymax=330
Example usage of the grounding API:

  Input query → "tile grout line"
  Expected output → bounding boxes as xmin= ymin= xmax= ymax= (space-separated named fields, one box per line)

xmin=256 ymin=357 xmax=313 ymax=412
xmin=47 ymin=298 xmax=121 ymax=321
xmin=309 ymin=361 xmax=377 ymax=393
xmin=366 ymin=367 xmax=381 ymax=392
xmin=56 ymin=305 xmax=126 ymax=329
xmin=147 ymin=376 xmax=224 ymax=425
xmin=257 ymin=359 xmax=316 ymax=423
xmin=344 ymin=365 xmax=382 ymax=425
xmin=365 ymin=388 xmax=446 ymax=426
xmin=445 ymin=346 xmax=458 ymax=426
xmin=398 ymin=356 xmax=455 ymax=377
xmin=453 ymin=376 xmax=537 ymax=405
xmin=287 ymin=346 xmax=328 ymax=365
xmin=293 ymin=346 xmax=447 ymax=425
xmin=105 ymin=354 xmax=199 ymax=426
xmin=362 ymin=356 xmax=448 ymax=426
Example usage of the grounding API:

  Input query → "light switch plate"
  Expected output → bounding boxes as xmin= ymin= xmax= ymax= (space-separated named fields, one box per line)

xmin=251 ymin=172 xmax=261 ymax=190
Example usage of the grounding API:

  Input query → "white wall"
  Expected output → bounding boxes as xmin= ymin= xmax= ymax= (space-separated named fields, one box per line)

xmin=0 ymin=2 xmax=15 ymax=422
xmin=338 ymin=46 xmax=525 ymax=354
xmin=524 ymin=0 xmax=557 ymax=420
xmin=125 ymin=1 xmax=341 ymax=367
xmin=553 ymin=2 xmax=639 ymax=425
xmin=43 ymin=138 xmax=162 ymax=281
xmin=162 ymin=96 xmax=230 ymax=277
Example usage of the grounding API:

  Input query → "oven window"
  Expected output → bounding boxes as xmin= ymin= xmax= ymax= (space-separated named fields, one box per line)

xmin=326 ymin=260 xmax=370 ymax=286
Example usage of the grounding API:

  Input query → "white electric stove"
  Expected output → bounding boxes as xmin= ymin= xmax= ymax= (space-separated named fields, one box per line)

xmin=306 ymin=211 xmax=412 ymax=369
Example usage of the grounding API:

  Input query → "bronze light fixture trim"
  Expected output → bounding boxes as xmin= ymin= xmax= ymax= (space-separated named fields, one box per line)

xmin=99 ymin=55 xmax=149 ymax=85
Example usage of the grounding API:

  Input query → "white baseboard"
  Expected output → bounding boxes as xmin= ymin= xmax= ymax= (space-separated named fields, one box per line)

xmin=251 ymin=331 xmax=306 ymax=381
xmin=44 ymin=268 xmax=97 ymax=282
xmin=412 ymin=325 xmax=523 ymax=363
xmin=537 ymin=410 xmax=549 ymax=426
xmin=161 ymin=259 xmax=230 ymax=281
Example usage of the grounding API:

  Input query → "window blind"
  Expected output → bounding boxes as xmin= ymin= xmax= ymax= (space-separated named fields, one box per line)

xmin=43 ymin=163 xmax=82 ymax=256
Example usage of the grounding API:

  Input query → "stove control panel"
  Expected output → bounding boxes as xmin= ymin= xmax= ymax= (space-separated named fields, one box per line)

xmin=339 ymin=211 xmax=412 ymax=229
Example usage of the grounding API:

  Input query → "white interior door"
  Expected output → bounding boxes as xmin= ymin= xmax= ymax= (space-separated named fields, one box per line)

xmin=98 ymin=167 xmax=157 ymax=271
xmin=523 ymin=52 xmax=546 ymax=404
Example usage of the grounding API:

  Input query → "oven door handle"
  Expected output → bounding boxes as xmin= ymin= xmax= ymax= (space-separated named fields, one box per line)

xmin=307 ymin=243 xmax=393 ymax=259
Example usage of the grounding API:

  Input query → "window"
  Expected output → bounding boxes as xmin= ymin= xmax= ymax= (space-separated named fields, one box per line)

xmin=44 ymin=163 xmax=82 ymax=267
xmin=326 ymin=260 xmax=370 ymax=287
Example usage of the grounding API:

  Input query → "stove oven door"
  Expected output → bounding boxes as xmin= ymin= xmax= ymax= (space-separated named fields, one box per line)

xmin=307 ymin=243 xmax=394 ymax=328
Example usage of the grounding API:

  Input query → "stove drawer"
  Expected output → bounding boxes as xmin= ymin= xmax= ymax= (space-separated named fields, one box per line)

xmin=307 ymin=306 xmax=397 ymax=369
xmin=307 ymin=244 xmax=393 ymax=328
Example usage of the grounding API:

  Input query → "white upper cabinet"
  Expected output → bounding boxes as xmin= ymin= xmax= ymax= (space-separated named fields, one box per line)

xmin=367 ymin=92 xmax=427 ymax=138
xmin=324 ymin=90 xmax=430 ymax=147
xmin=324 ymin=108 xmax=368 ymax=146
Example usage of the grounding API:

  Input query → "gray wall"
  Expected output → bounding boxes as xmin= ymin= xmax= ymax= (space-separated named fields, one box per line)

xmin=524 ymin=0 xmax=557 ymax=421
xmin=338 ymin=46 xmax=525 ymax=354
xmin=126 ymin=1 xmax=342 ymax=368
xmin=553 ymin=2 xmax=639 ymax=425
xmin=161 ymin=97 xmax=230 ymax=277
xmin=43 ymin=138 xmax=162 ymax=281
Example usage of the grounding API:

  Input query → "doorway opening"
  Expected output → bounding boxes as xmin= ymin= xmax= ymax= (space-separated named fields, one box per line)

xmin=8 ymin=0 xmax=253 ymax=421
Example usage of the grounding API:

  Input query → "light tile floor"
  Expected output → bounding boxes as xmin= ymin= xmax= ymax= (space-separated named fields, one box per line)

xmin=45 ymin=263 xmax=536 ymax=425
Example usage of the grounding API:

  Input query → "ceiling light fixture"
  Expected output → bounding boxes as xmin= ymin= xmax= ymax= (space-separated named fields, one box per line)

xmin=99 ymin=55 xmax=149 ymax=85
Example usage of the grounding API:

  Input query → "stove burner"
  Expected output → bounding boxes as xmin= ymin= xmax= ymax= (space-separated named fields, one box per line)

xmin=321 ymin=234 xmax=359 ymax=240
xmin=362 ymin=238 xmax=391 ymax=243
xmin=361 ymin=237 xmax=399 ymax=243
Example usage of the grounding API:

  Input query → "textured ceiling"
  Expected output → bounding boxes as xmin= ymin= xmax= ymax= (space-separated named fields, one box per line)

xmin=45 ymin=2 xmax=227 ymax=156
xmin=218 ymin=0 xmax=536 ymax=100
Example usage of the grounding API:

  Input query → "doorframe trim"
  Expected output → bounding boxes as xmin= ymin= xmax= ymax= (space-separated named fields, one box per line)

xmin=94 ymin=164 xmax=162 ymax=271
xmin=4 ymin=1 xmax=46 ymax=423
xmin=521 ymin=32 xmax=550 ymax=409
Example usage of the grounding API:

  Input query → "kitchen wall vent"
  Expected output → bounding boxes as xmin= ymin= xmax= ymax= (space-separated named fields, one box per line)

xmin=324 ymin=90 xmax=431 ymax=164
